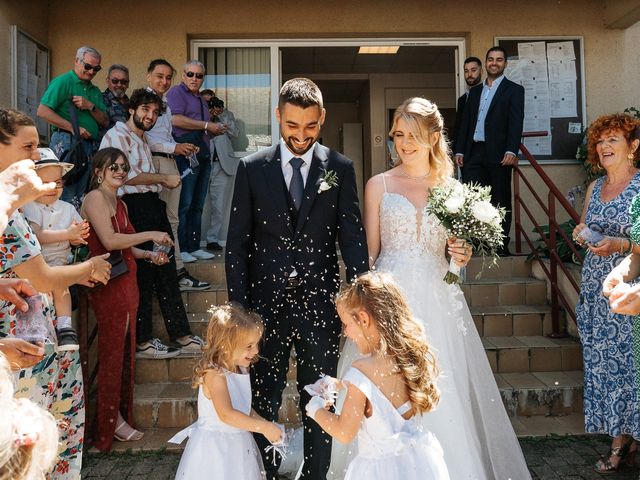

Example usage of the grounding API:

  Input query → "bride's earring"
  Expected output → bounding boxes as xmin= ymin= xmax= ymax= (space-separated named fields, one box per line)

xmin=97 ymin=176 xmax=103 ymax=184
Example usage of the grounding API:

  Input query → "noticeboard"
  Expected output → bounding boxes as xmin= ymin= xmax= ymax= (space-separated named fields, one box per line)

xmin=496 ymin=37 xmax=586 ymax=161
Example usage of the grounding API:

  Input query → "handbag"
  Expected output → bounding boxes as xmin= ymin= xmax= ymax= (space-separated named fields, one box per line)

xmin=60 ymin=100 xmax=92 ymax=185
xmin=106 ymin=209 xmax=129 ymax=280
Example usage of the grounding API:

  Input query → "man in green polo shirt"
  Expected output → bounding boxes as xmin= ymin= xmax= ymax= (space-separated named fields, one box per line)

xmin=37 ymin=46 xmax=108 ymax=206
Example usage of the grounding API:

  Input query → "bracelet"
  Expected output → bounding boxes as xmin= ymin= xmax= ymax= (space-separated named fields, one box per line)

xmin=628 ymin=240 xmax=635 ymax=255
xmin=204 ymin=121 xmax=209 ymax=131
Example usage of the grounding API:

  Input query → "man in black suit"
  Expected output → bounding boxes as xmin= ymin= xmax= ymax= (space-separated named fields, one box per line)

xmin=452 ymin=56 xmax=483 ymax=146
xmin=226 ymin=78 xmax=368 ymax=480
xmin=454 ymin=46 xmax=525 ymax=255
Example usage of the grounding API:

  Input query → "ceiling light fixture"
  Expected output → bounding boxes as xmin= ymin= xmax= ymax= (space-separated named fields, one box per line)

xmin=358 ymin=46 xmax=400 ymax=54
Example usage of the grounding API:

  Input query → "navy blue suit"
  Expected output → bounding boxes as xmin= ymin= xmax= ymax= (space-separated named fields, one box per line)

xmin=226 ymin=143 xmax=368 ymax=479
xmin=455 ymin=78 xmax=525 ymax=247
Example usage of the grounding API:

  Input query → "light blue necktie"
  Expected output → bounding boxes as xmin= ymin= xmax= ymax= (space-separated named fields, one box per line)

xmin=289 ymin=157 xmax=304 ymax=210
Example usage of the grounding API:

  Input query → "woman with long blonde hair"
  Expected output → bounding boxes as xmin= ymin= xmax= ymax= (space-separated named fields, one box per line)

xmin=330 ymin=98 xmax=531 ymax=479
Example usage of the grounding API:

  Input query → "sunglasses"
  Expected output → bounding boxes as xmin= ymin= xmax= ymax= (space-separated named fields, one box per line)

xmin=185 ymin=71 xmax=204 ymax=79
xmin=110 ymin=78 xmax=129 ymax=85
xmin=82 ymin=62 xmax=102 ymax=73
xmin=108 ymin=163 xmax=131 ymax=173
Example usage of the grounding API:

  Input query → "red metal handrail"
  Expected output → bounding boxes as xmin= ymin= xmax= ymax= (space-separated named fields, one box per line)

xmin=514 ymin=132 xmax=582 ymax=336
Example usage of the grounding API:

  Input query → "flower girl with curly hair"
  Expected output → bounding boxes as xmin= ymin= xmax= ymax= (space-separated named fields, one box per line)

xmin=307 ymin=272 xmax=450 ymax=479
xmin=170 ymin=304 xmax=283 ymax=479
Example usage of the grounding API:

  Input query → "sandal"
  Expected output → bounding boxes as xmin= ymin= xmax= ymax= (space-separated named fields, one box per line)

xmin=594 ymin=438 xmax=633 ymax=474
xmin=114 ymin=419 xmax=144 ymax=442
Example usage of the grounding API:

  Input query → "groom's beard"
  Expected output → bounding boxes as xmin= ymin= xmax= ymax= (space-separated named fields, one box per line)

xmin=283 ymin=134 xmax=317 ymax=156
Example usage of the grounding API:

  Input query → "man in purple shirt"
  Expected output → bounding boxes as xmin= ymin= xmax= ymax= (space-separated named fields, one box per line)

xmin=166 ymin=61 xmax=225 ymax=262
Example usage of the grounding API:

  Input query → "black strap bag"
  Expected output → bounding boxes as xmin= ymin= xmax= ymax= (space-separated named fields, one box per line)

xmin=60 ymin=100 xmax=92 ymax=185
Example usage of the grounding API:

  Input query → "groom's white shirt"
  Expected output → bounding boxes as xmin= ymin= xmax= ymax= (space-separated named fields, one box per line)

xmin=280 ymin=138 xmax=314 ymax=188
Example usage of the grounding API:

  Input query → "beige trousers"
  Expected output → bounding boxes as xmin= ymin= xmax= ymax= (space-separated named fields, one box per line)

xmin=152 ymin=154 xmax=184 ymax=270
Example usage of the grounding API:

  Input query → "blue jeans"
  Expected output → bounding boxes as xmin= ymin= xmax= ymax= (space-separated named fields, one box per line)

xmin=50 ymin=131 xmax=96 ymax=209
xmin=176 ymin=157 xmax=212 ymax=253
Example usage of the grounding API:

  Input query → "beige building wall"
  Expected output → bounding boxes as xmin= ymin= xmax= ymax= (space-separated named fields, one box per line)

xmin=39 ymin=0 xmax=639 ymax=118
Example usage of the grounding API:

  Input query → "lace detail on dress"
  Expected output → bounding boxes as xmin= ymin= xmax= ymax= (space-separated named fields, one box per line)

xmin=378 ymin=193 xmax=448 ymax=259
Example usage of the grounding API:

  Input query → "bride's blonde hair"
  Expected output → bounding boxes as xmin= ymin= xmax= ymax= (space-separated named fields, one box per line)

xmin=336 ymin=272 xmax=440 ymax=415
xmin=389 ymin=97 xmax=454 ymax=183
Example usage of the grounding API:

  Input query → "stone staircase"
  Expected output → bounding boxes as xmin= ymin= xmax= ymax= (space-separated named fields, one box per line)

xmin=128 ymin=253 xmax=583 ymax=448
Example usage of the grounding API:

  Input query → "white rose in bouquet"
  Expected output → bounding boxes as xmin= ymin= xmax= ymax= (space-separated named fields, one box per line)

xmin=471 ymin=200 xmax=500 ymax=225
xmin=444 ymin=195 xmax=464 ymax=213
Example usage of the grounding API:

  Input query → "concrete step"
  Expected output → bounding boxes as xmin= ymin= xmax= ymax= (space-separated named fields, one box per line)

xmin=483 ymin=335 xmax=582 ymax=374
xmin=132 ymin=369 xmax=583 ymax=429
xmin=470 ymin=304 xmax=553 ymax=337
xmin=498 ymin=370 xmax=584 ymax=417
xmin=133 ymin=378 xmax=300 ymax=429
xmin=465 ymin=254 xmax=532 ymax=280
xmin=461 ymin=276 xmax=547 ymax=307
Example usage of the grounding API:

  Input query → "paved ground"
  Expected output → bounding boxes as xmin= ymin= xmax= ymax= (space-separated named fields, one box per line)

xmin=81 ymin=435 xmax=639 ymax=480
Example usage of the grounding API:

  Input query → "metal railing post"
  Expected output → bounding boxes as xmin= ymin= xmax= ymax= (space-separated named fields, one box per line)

xmin=548 ymin=192 xmax=561 ymax=336
xmin=514 ymin=167 xmax=521 ymax=254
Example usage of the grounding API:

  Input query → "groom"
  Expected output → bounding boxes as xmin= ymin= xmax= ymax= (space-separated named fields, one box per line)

xmin=226 ymin=78 xmax=368 ymax=479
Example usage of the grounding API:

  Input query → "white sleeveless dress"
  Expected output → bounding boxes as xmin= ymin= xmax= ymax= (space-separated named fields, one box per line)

xmin=329 ymin=175 xmax=531 ymax=480
xmin=169 ymin=370 xmax=265 ymax=480
xmin=342 ymin=367 xmax=450 ymax=480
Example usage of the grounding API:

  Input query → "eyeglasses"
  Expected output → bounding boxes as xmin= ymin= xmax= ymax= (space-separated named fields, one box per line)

xmin=185 ymin=71 xmax=204 ymax=79
xmin=110 ymin=78 xmax=129 ymax=85
xmin=108 ymin=163 xmax=131 ymax=173
xmin=82 ymin=62 xmax=102 ymax=73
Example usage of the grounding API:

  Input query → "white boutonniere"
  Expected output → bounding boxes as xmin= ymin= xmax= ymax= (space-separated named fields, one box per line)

xmin=318 ymin=169 xmax=338 ymax=194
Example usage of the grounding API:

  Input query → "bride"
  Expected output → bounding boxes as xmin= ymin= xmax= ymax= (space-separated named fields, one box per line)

xmin=329 ymin=97 xmax=531 ymax=480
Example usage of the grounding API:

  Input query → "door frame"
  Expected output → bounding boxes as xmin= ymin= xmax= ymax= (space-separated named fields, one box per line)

xmin=191 ymin=37 xmax=467 ymax=144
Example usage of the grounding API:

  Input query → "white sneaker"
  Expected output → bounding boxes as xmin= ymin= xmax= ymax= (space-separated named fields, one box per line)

xmin=181 ymin=251 xmax=197 ymax=263
xmin=191 ymin=249 xmax=215 ymax=260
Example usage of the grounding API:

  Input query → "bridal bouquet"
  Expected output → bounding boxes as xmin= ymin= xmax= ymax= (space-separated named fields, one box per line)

xmin=427 ymin=180 xmax=505 ymax=284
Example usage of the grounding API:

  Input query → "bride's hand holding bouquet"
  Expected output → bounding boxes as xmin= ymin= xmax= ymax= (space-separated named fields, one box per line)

xmin=427 ymin=180 xmax=505 ymax=284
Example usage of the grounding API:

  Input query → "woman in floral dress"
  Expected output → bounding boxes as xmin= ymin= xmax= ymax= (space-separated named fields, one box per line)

xmin=573 ymin=113 xmax=640 ymax=473
xmin=0 ymin=108 xmax=111 ymax=479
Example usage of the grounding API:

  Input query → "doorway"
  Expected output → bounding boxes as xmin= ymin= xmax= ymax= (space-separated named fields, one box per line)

xmin=194 ymin=38 xmax=464 ymax=196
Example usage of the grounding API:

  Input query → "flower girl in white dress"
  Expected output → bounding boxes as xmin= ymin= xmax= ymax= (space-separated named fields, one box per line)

xmin=169 ymin=305 xmax=283 ymax=480
xmin=306 ymin=272 xmax=450 ymax=480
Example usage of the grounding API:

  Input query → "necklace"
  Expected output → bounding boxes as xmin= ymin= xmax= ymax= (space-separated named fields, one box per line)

xmin=398 ymin=167 xmax=430 ymax=180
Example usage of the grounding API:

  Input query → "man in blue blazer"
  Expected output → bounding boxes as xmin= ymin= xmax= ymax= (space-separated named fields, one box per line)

xmin=454 ymin=46 xmax=525 ymax=255
xmin=226 ymin=78 xmax=368 ymax=479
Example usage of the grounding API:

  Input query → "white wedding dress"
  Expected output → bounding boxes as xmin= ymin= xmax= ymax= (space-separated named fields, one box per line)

xmin=329 ymin=176 xmax=531 ymax=480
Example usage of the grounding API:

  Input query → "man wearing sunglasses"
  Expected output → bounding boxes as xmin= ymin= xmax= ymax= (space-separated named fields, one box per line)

xmin=101 ymin=64 xmax=131 ymax=134
xmin=167 ymin=60 xmax=226 ymax=263
xmin=38 ymin=46 xmax=108 ymax=207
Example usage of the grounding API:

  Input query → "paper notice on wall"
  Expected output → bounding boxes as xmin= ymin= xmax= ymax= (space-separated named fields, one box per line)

xmin=523 ymin=135 xmax=552 ymax=156
xmin=505 ymin=58 xmax=524 ymax=84
xmin=549 ymin=81 xmax=577 ymax=117
xmin=518 ymin=41 xmax=546 ymax=60
xmin=547 ymin=41 xmax=576 ymax=61
xmin=548 ymin=59 xmax=577 ymax=83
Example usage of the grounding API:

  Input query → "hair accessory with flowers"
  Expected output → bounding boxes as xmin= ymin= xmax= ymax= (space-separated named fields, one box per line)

xmin=427 ymin=179 xmax=505 ymax=284
xmin=318 ymin=169 xmax=338 ymax=194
